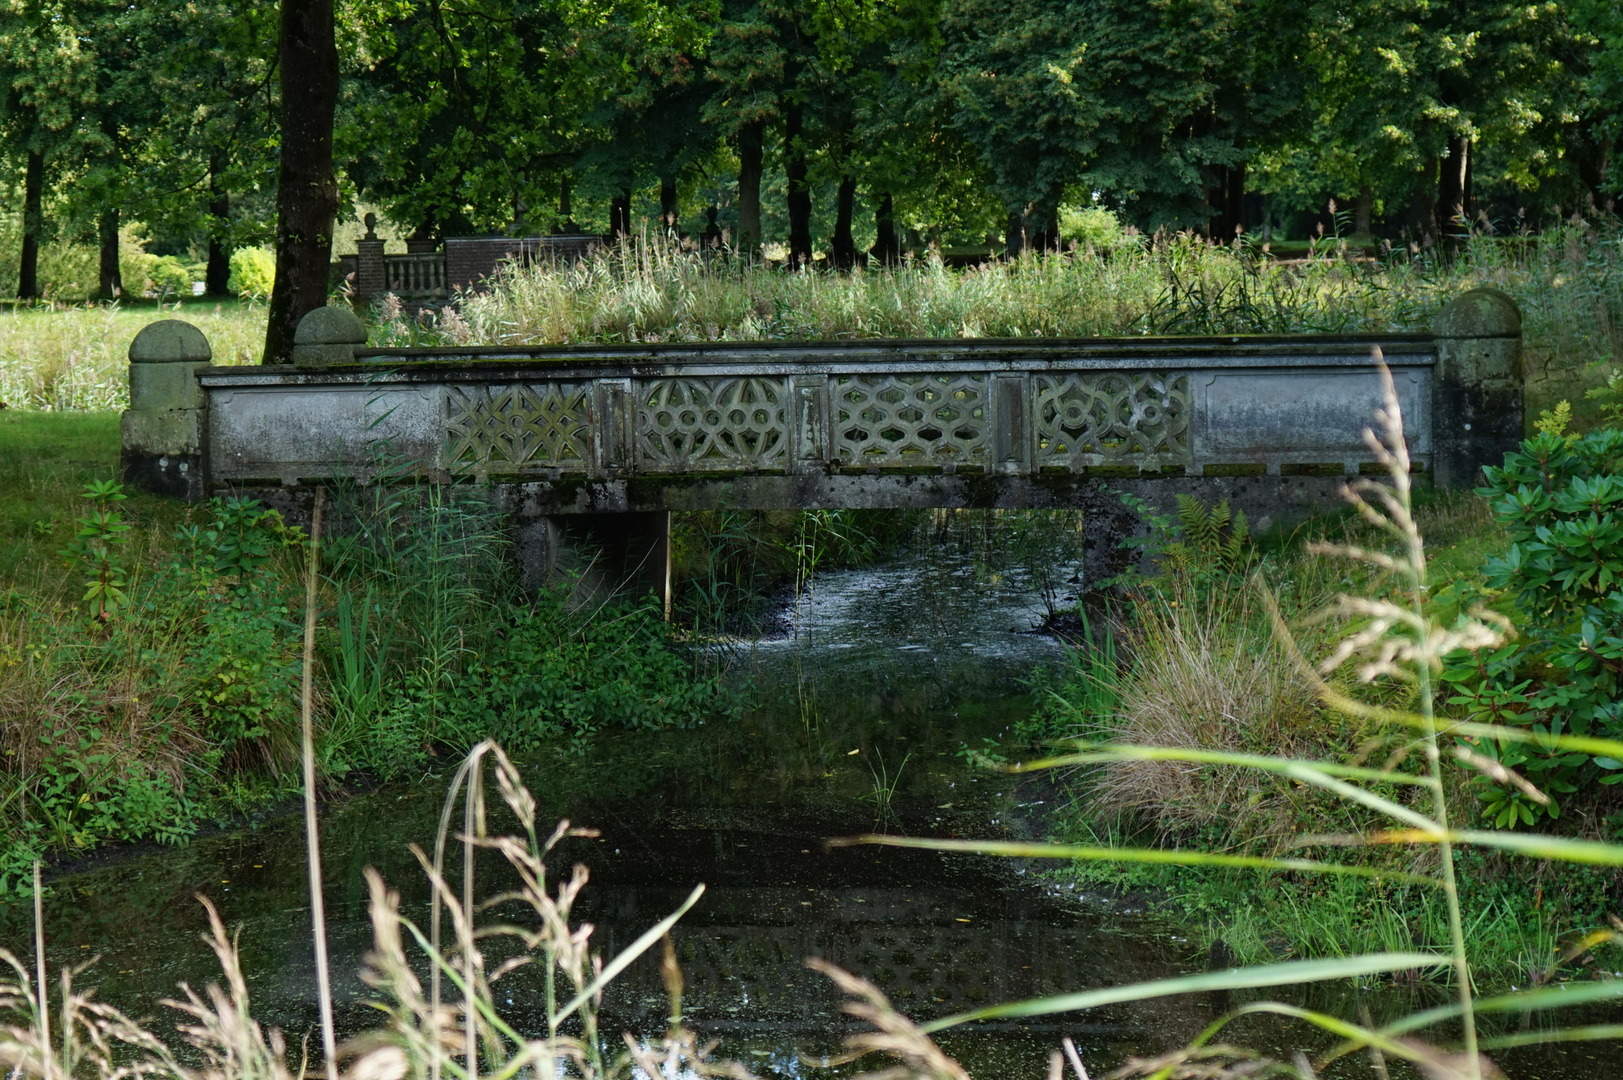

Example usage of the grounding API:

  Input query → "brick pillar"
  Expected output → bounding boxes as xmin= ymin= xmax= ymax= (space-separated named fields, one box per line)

xmin=1431 ymin=287 xmax=1524 ymax=488
xmin=354 ymin=237 xmax=385 ymax=309
xmin=121 ymin=320 xmax=212 ymax=501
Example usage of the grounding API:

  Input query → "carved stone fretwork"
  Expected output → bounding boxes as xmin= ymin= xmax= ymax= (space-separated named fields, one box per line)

xmin=446 ymin=382 xmax=594 ymax=470
xmin=833 ymin=374 xmax=988 ymax=466
xmin=1034 ymin=372 xmax=1190 ymax=468
xmin=636 ymin=376 xmax=789 ymax=471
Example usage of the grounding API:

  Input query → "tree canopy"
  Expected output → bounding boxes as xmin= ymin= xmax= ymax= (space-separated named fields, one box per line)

xmin=1 ymin=0 xmax=1620 ymax=299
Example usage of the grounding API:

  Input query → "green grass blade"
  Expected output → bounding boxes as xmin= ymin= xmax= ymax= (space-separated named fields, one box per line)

xmin=1320 ymin=974 xmax=1623 ymax=1068
xmin=1372 ymin=829 xmax=1623 ymax=866
xmin=1479 ymin=1024 xmax=1623 ymax=1050
xmin=554 ymin=883 xmax=705 ymax=1024
xmin=1014 ymin=745 xmax=1440 ymax=832
xmin=917 ymin=953 xmax=1448 ymax=1034
xmin=1019 ymin=745 xmax=1438 ymax=788
xmin=836 ymin=835 xmax=1438 ymax=887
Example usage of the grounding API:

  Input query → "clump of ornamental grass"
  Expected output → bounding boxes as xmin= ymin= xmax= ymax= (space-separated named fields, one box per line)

xmin=1084 ymin=589 xmax=1326 ymax=838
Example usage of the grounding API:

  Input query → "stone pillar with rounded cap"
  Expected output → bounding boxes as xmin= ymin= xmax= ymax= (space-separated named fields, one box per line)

xmin=1430 ymin=287 xmax=1524 ymax=488
xmin=291 ymin=305 xmax=368 ymax=366
xmin=121 ymin=320 xmax=212 ymax=501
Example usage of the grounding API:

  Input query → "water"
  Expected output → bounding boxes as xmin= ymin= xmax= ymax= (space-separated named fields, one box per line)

xmin=5 ymin=552 xmax=1616 ymax=1078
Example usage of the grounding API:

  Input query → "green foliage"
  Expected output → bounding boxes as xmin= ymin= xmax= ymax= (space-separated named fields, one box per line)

xmin=1162 ymin=494 xmax=1253 ymax=581
xmin=227 ymin=247 xmax=275 ymax=300
xmin=1443 ymin=426 xmax=1623 ymax=828
xmin=1057 ymin=203 xmax=1127 ymax=250
xmin=1587 ymin=367 xmax=1623 ymax=426
xmin=147 ymin=255 xmax=192 ymax=298
xmin=377 ymin=591 xmax=728 ymax=770
xmin=57 ymin=480 xmax=130 ymax=620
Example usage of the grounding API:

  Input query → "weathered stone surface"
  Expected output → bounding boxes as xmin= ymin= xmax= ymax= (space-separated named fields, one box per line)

xmin=294 ymin=305 xmax=368 ymax=344
xmin=128 ymin=319 xmax=212 ymax=363
xmin=291 ymin=306 xmax=368 ymax=367
xmin=1430 ymin=287 xmax=1524 ymax=488
xmin=121 ymin=408 xmax=202 ymax=455
xmin=129 ymin=358 xmax=209 ymax=411
xmin=1432 ymin=286 xmax=1522 ymax=340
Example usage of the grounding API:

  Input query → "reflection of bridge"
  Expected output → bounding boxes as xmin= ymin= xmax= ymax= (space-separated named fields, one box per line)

xmin=122 ymin=289 xmax=1522 ymax=602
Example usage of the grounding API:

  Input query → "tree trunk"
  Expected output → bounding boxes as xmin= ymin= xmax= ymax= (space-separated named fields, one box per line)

xmin=557 ymin=175 xmax=575 ymax=232
xmin=736 ymin=121 xmax=764 ymax=256
xmin=264 ymin=0 xmax=340 ymax=364
xmin=1409 ymin=148 xmax=1439 ymax=245
xmin=1025 ymin=201 xmax=1060 ymax=252
xmin=1209 ymin=164 xmax=1246 ymax=240
xmin=659 ymin=176 xmax=678 ymax=237
xmin=97 ymin=209 xmax=121 ymax=300
xmin=785 ymin=106 xmax=812 ymax=269
xmin=1438 ymin=135 xmax=1470 ymax=238
xmin=610 ymin=190 xmax=632 ymax=239
xmin=18 ymin=148 xmax=43 ymax=301
xmin=1354 ymin=185 xmax=1373 ymax=237
xmin=831 ymin=176 xmax=857 ymax=269
xmin=206 ymin=155 xmax=231 ymax=296
xmin=1004 ymin=210 xmax=1025 ymax=258
xmin=871 ymin=192 xmax=899 ymax=265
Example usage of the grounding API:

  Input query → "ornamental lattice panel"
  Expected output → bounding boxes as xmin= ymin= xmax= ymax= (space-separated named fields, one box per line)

xmin=1033 ymin=372 xmax=1190 ymax=467
xmin=636 ymin=377 xmax=790 ymax=471
xmin=445 ymin=382 xmax=594 ymax=469
xmin=833 ymin=374 xmax=988 ymax=466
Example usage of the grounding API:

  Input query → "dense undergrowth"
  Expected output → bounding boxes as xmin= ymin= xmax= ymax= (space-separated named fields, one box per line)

xmin=0 ymin=411 xmax=733 ymax=893
xmin=1025 ymin=403 xmax=1623 ymax=986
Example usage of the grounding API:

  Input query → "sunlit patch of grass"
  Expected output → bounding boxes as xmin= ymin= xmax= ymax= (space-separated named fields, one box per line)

xmin=0 ymin=299 xmax=264 ymax=412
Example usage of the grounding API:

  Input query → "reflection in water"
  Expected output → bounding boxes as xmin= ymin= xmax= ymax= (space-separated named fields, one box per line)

xmin=5 ymin=551 xmax=1615 ymax=1077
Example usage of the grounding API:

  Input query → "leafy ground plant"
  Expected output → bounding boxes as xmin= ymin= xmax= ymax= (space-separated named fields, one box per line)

xmin=827 ymin=360 xmax=1623 ymax=1079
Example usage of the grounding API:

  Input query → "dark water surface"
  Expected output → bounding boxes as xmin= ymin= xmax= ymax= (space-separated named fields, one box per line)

xmin=5 ymin=553 xmax=1616 ymax=1078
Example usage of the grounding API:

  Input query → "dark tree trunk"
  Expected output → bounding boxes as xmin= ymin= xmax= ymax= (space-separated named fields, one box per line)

xmin=610 ymin=190 xmax=632 ymax=239
xmin=205 ymin=155 xmax=232 ymax=296
xmin=97 ymin=209 xmax=121 ymax=300
xmin=784 ymin=106 xmax=812 ymax=269
xmin=871 ymin=192 xmax=899 ymax=265
xmin=1004 ymin=210 xmax=1025 ymax=258
xmin=264 ymin=0 xmax=340 ymax=363
xmin=1026 ymin=201 xmax=1060 ymax=252
xmin=18 ymin=148 xmax=43 ymax=300
xmin=1209 ymin=164 xmax=1246 ymax=241
xmin=736 ymin=121 xmax=764 ymax=255
xmin=557 ymin=176 xmax=576 ymax=232
xmin=1354 ymin=185 xmax=1373 ymax=236
xmin=831 ymin=176 xmax=858 ymax=269
xmin=1439 ymin=135 xmax=1470 ymax=237
xmin=1409 ymin=148 xmax=1439 ymax=245
xmin=659 ymin=176 xmax=678 ymax=237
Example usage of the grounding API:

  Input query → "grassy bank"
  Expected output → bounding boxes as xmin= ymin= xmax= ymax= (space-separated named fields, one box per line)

xmin=1021 ymin=424 xmax=1623 ymax=987
xmin=0 ymin=411 xmax=730 ymax=890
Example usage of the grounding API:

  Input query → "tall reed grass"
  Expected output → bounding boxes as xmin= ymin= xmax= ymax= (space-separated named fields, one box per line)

xmin=439 ymin=225 xmax=1621 ymax=421
xmin=0 ymin=301 xmax=264 ymax=412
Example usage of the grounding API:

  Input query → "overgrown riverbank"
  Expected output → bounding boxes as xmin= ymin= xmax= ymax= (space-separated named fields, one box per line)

xmin=1019 ymin=401 xmax=1623 ymax=987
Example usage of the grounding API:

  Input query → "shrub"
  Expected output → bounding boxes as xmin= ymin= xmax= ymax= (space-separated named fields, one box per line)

xmin=148 ymin=255 xmax=193 ymax=298
xmin=1057 ymin=202 xmax=1128 ymax=250
xmin=1443 ymin=418 xmax=1623 ymax=829
xmin=228 ymin=247 xmax=275 ymax=299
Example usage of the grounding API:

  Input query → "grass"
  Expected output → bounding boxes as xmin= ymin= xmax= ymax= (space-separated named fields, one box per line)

xmin=0 ymin=299 xmax=265 ymax=412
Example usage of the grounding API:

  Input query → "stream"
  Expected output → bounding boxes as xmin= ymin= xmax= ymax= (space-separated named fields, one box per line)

xmin=5 ymin=550 xmax=1616 ymax=1078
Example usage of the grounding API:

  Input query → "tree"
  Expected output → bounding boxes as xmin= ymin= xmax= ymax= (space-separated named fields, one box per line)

xmin=264 ymin=0 xmax=339 ymax=363
xmin=0 ymin=1 xmax=93 ymax=299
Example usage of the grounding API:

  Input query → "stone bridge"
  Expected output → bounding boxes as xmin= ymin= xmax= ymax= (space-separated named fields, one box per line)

xmin=121 ymin=288 xmax=1522 ymax=602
